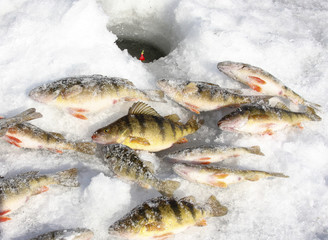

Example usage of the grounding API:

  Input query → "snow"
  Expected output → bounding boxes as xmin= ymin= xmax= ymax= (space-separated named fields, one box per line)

xmin=0 ymin=0 xmax=327 ymax=239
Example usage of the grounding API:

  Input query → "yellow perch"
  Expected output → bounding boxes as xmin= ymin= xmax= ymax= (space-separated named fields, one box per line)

xmin=157 ymin=79 xmax=270 ymax=114
xmin=0 ymin=168 xmax=79 ymax=222
xmin=29 ymin=75 xmax=164 ymax=120
xmin=29 ymin=228 xmax=94 ymax=240
xmin=102 ymin=144 xmax=180 ymax=196
xmin=2 ymin=123 xmax=96 ymax=154
xmin=218 ymin=104 xmax=321 ymax=135
xmin=217 ymin=61 xmax=320 ymax=110
xmin=165 ymin=145 xmax=264 ymax=165
xmin=173 ymin=164 xmax=288 ymax=188
xmin=92 ymin=102 xmax=203 ymax=152
xmin=108 ymin=195 xmax=227 ymax=239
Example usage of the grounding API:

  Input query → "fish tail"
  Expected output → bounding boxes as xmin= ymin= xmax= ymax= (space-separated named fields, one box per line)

xmin=53 ymin=168 xmax=79 ymax=187
xmin=206 ymin=195 xmax=228 ymax=217
xmin=266 ymin=172 xmax=289 ymax=178
xmin=248 ymin=146 xmax=265 ymax=156
xmin=73 ymin=142 xmax=97 ymax=155
xmin=184 ymin=115 xmax=203 ymax=133
xmin=305 ymin=105 xmax=321 ymax=121
xmin=155 ymin=179 xmax=181 ymax=197
xmin=144 ymin=89 xmax=166 ymax=103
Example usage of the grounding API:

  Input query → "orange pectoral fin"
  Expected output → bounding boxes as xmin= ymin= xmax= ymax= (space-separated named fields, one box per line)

xmin=296 ymin=123 xmax=304 ymax=129
xmin=0 ymin=216 xmax=11 ymax=222
xmin=71 ymin=113 xmax=88 ymax=120
xmin=196 ymin=219 xmax=207 ymax=227
xmin=145 ymin=222 xmax=166 ymax=232
xmin=129 ymin=136 xmax=150 ymax=146
xmin=248 ymin=76 xmax=266 ymax=84
xmin=214 ymin=173 xmax=229 ymax=179
xmin=34 ymin=186 xmax=49 ymax=195
xmin=6 ymin=135 xmax=22 ymax=143
xmin=247 ymin=82 xmax=262 ymax=92
xmin=175 ymin=137 xmax=188 ymax=144
xmin=185 ymin=103 xmax=200 ymax=114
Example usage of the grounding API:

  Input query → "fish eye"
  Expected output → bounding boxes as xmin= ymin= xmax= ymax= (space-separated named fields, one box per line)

xmin=105 ymin=129 xmax=110 ymax=133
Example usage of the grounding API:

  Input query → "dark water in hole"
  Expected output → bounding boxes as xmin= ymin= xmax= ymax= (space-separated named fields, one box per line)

xmin=115 ymin=38 xmax=166 ymax=63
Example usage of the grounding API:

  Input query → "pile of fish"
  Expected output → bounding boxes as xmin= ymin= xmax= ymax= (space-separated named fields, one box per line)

xmin=0 ymin=61 xmax=321 ymax=239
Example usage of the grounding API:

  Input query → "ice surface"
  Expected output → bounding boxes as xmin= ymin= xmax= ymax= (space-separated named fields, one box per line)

xmin=0 ymin=0 xmax=328 ymax=239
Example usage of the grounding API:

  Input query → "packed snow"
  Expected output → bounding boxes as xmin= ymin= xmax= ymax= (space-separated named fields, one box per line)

xmin=0 ymin=0 xmax=328 ymax=239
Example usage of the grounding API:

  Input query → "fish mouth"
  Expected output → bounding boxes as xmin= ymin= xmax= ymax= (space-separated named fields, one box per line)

xmin=91 ymin=134 xmax=117 ymax=145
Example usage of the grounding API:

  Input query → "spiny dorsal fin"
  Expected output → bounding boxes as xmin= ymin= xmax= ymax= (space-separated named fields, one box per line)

xmin=164 ymin=114 xmax=180 ymax=123
xmin=274 ymin=102 xmax=291 ymax=111
xmin=128 ymin=102 xmax=161 ymax=117
xmin=16 ymin=171 xmax=39 ymax=178
xmin=179 ymin=195 xmax=197 ymax=204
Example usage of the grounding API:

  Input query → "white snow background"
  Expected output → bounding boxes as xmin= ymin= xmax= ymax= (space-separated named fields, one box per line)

xmin=0 ymin=0 xmax=328 ymax=239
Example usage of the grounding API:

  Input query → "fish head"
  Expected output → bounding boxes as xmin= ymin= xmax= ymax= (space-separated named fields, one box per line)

xmin=29 ymin=84 xmax=61 ymax=103
xmin=217 ymin=111 xmax=249 ymax=132
xmin=217 ymin=61 xmax=249 ymax=80
xmin=92 ymin=122 xmax=128 ymax=144
xmin=108 ymin=220 xmax=136 ymax=239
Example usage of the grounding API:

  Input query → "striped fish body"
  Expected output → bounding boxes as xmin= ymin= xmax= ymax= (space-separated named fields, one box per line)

xmin=29 ymin=228 xmax=94 ymax=240
xmin=0 ymin=168 xmax=79 ymax=222
xmin=173 ymin=164 xmax=288 ymax=188
xmin=165 ymin=145 xmax=263 ymax=165
xmin=29 ymin=75 xmax=158 ymax=120
xmin=217 ymin=61 xmax=320 ymax=109
xmin=108 ymin=195 xmax=227 ymax=239
xmin=157 ymin=79 xmax=269 ymax=114
xmin=218 ymin=105 xmax=320 ymax=135
xmin=92 ymin=102 xmax=202 ymax=152
xmin=102 ymin=144 xmax=180 ymax=196
xmin=2 ymin=123 xmax=96 ymax=155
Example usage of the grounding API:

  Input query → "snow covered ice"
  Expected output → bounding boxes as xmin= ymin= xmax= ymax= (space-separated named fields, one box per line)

xmin=0 ymin=0 xmax=328 ymax=239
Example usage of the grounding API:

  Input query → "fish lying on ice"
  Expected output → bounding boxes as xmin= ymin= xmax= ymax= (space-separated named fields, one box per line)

xmin=217 ymin=104 xmax=321 ymax=135
xmin=108 ymin=195 xmax=227 ymax=239
xmin=2 ymin=122 xmax=96 ymax=154
xmin=0 ymin=108 xmax=42 ymax=137
xmin=217 ymin=61 xmax=320 ymax=110
xmin=173 ymin=164 xmax=288 ymax=188
xmin=29 ymin=75 xmax=164 ymax=120
xmin=0 ymin=168 xmax=79 ymax=222
xmin=92 ymin=102 xmax=203 ymax=152
xmin=157 ymin=79 xmax=271 ymax=114
xmin=164 ymin=145 xmax=264 ymax=165
xmin=29 ymin=228 xmax=94 ymax=240
xmin=102 ymin=144 xmax=180 ymax=196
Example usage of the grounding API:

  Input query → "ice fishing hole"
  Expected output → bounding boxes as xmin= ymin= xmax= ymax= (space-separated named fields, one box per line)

xmin=109 ymin=23 xmax=173 ymax=63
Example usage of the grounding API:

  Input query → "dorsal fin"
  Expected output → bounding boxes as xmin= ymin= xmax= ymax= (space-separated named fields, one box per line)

xmin=164 ymin=114 xmax=180 ymax=123
xmin=274 ymin=102 xmax=291 ymax=111
xmin=128 ymin=102 xmax=161 ymax=117
xmin=16 ymin=171 xmax=39 ymax=178
xmin=179 ymin=195 xmax=197 ymax=204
